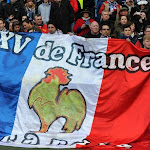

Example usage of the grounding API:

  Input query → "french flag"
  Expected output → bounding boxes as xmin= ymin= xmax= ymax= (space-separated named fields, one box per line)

xmin=0 ymin=32 xmax=150 ymax=150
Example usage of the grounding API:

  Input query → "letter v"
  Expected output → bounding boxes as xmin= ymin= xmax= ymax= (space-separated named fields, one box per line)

xmin=13 ymin=34 xmax=32 ymax=54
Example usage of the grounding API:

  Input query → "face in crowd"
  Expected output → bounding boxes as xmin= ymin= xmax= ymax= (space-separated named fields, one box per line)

xmin=130 ymin=23 xmax=135 ymax=33
xmin=83 ymin=12 xmax=90 ymax=18
xmin=22 ymin=22 xmax=32 ymax=30
xmin=123 ymin=27 xmax=131 ymax=37
xmin=89 ymin=21 xmax=99 ymax=35
xmin=100 ymin=25 xmax=111 ymax=37
xmin=101 ymin=11 xmax=110 ymax=21
xmin=143 ymin=35 xmax=150 ymax=49
xmin=14 ymin=25 xmax=21 ymax=32
xmin=34 ymin=16 xmax=43 ymax=26
xmin=22 ymin=16 xmax=28 ymax=22
xmin=144 ymin=27 xmax=150 ymax=35
xmin=140 ymin=4 xmax=146 ymax=10
xmin=48 ymin=24 xmax=57 ymax=34
xmin=120 ymin=9 xmax=128 ymax=16
xmin=120 ymin=16 xmax=128 ymax=25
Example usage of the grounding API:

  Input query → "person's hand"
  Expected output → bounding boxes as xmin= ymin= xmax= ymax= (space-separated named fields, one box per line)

xmin=140 ymin=12 xmax=146 ymax=20
xmin=67 ymin=32 xmax=74 ymax=35
xmin=126 ymin=38 xmax=131 ymax=42
xmin=8 ymin=15 xmax=14 ymax=20
xmin=81 ymin=24 xmax=87 ymax=29
xmin=133 ymin=11 xmax=140 ymax=16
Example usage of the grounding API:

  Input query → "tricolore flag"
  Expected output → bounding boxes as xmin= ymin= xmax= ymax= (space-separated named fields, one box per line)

xmin=0 ymin=32 xmax=150 ymax=150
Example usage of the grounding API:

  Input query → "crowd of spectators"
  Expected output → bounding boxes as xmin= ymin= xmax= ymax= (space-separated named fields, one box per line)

xmin=0 ymin=0 xmax=150 ymax=48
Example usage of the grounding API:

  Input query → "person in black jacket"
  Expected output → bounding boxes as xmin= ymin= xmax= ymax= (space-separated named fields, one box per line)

xmin=50 ymin=0 xmax=74 ymax=34
xmin=4 ymin=0 xmax=25 ymax=21
xmin=0 ymin=0 xmax=6 ymax=19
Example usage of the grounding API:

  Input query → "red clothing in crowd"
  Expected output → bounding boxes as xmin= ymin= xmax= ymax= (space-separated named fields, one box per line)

xmin=37 ymin=24 xmax=48 ymax=33
xmin=73 ymin=18 xmax=95 ymax=36
xmin=99 ymin=1 xmax=121 ymax=16
xmin=69 ymin=0 xmax=78 ymax=13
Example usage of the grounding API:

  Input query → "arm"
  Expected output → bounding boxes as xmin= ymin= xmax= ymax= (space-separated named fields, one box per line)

xmin=99 ymin=3 xmax=105 ymax=15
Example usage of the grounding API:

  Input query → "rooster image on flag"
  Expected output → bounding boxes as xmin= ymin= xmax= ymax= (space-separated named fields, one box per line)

xmin=28 ymin=67 xmax=86 ymax=133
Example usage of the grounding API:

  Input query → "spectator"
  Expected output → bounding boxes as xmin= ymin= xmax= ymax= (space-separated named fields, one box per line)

xmin=38 ymin=0 xmax=51 ymax=24
xmin=50 ymin=0 xmax=74 ymax=34
xmin=130 ymin=0 xmax=150 ymax=21
xmin=99 ymin=10 xmax=115 ymax=34
xmin=129 ymin=21 xmax=140 ymax=42
xmin=73 ymin=8 xmax=95 ymax=36
xmin=139 ymin=25 xmax=150 ymax=46
xmin=12 ymin=21 xmax=23 ymax=32
xmin=8 ymin=19 xmax=18 ymax=31
xmin=0 ymin=18 xmax=7 ymax=31
xmin=0 ymin=0 xmax=6 ymax=19
xmin=95 ymin=0 xmax=107 ymax=22
xmin=34 ymin=14 xmax=48 ymax=33
xmin=82 ymin=21 xmax=100 ymax=38
xmin=122 ymin=0 xmax=134 ymax=15
xmin=24 ymin=0 xmax=35 ymax=21
xmin=5 ymin=14 xmax=15 ymax=30
xmin=143 ymin=34 xmax=150 ymax=49
xmin=134 ymin=11 xmax=150 ymax=38
xmin=47 ymin=20 xmax=63 ymax=34
xmin=69 ymin=0 xmax=81 ymax=32
xmin=22 ymin=19 xmax=42 ymax=32
xmin=100 ymin=23 xmax=111 ymax=38
xmin=22 ymin=15 xmax=29 ymax=22
xmin=119 ymin=7 xmax=129 ymax=17
xmin=144 ymin=25 xmax=150 ymax=35
xmin=114 ymin=15 xmax=129 ymax=38
xmin=114 ymin=7 xmax=130 ymax=29
xmin=120 ymin=24 xmax=141 ymax=47
xmin=99 ymin=0 xmax=121 ymax=24
xmin=5 ymin=0 xmax=25 ymax=21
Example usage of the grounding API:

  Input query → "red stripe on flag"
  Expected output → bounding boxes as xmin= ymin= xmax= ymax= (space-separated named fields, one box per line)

xmin=84 ymin=39 xmax=150 ymax=149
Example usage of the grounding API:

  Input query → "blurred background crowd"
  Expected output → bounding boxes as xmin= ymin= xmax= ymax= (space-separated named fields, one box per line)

xmin=0 ymin=0 xmax=150 ymax=48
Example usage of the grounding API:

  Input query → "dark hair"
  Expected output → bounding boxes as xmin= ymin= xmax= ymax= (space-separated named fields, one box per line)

xmin=144 ymin=25 xmax=150 ymax=31
xmin=34 ymin=14 xmax=42 ymax=19
xmin=22 ymin=15 xmax=29 ymax=21
xmin=100 ymin=23 xmax=110 ymax=30
xmin=47 ymin=20 xmax=57 ymax=29
xmin=122 ymin=24 xmax=131 ymax=31
xmin=140 ymin=10 xmax=146 ymax=13
xmin=22 ymin=19 xmax=33 ymax=25
xmin=128 ymin=21 xmax=134 ymax=26
xmin=0 ymin=18 xmax=5 ymax=24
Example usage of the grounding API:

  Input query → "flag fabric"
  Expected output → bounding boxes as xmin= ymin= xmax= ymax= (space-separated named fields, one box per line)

xmin=0 ymin=32 xmax=150 ymax=150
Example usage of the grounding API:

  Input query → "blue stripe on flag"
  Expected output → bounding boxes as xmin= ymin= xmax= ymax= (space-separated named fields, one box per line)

xmin=0 ymin=32 xmax=41 ymax=139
